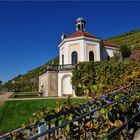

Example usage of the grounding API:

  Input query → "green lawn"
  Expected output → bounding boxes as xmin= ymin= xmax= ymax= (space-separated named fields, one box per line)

xmin=0 ymin=99 xmax=86 ymax=132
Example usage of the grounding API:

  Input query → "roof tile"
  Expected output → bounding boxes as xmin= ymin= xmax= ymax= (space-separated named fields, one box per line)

xmin=102 ymin=40 xmax=117 ymax=47
xmin=65 ymin=31 xmax=117 ymax=47
xmin=66 ymin=30 xmax=99 ymax=39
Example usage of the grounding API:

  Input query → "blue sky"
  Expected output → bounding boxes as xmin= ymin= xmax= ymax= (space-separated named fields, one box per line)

xmin=0 ymin=1 xmax=140 ymax=82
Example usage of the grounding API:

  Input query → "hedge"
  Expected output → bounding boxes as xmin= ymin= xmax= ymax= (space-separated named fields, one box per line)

xmin=72 ymin=59 xmax=140 ymax=97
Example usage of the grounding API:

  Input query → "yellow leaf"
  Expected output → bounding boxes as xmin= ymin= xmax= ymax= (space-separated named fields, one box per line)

xmin=108 ymin=105 xmax=112 ymax=112
xmin=55 ymin=105 xmax=63 ymax=113
xmin=109 ymin=121 xmax=114 ymax=127
xmin=104 ymin=120 xmax=110 ymax=125
xmin=21 ymin=123 xmax=26 ymax=128
xmin=85 ymin=121 xmax=93 ymax=129
xmin=114 ymin=120 xmax=123 ymax=127
xmin=93 ymin=123 xmax=99 ymax=129
xmin=118 ymin=103 xmax=127 ymax=112
xmin=73 ymin=121 xmax=78 ymax=126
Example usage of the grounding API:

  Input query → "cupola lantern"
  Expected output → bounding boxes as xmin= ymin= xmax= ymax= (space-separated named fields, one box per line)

xmin=75 ymin=17 xmax=86 ymax=31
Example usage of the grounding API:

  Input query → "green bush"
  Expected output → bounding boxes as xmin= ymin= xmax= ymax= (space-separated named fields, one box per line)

xmin=119 ymin=44 xmax=132 ymax=59
xmin=72 ymin=59 xmax=140 ymax=97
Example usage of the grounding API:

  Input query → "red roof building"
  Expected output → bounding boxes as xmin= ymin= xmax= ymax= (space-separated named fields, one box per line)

xmin=62 ymin=30 xmax=117 ymax=48
xmin=39 ymin=17 xmax=119 ymax=97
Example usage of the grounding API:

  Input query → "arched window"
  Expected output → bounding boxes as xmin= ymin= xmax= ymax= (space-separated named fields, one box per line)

xmin=71 ymin=51 xmax=78 ymax=64
xmin=62 ymin=55 xmax=64 ymax=65
xmin=78 ymin=24 xmax=80 ymax=30
xmin=89 ymin=51 xmax=94 ymax=61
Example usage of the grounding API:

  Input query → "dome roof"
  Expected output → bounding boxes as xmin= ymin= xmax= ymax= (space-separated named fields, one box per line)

xmin=76 ymin=17 xmax=86 ymax=23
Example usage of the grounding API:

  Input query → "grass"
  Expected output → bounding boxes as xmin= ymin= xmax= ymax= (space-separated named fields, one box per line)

xmin=0 ymin=99 xmax=86 ymax=133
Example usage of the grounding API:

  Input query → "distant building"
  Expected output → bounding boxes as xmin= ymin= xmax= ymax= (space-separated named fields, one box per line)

xmin=130 ymin=51 xmax=140 ymax=60
xmin=11 ymin=80 xmax=16 ymax=84
xmin=39 ymin=17 xmax=117 ymax=97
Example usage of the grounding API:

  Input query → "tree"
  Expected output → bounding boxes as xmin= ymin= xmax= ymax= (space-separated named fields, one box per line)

xmin=119 ymin=45 xmax=132 ymax=60
xmin=0 ymin=80 xmax=2 ymax=87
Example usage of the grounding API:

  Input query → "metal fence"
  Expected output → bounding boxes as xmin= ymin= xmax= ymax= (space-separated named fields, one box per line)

xmin=28 ymin=85 xmax=140 ymax=140
xmin=1 ymin=85 xmax=140 ymax=140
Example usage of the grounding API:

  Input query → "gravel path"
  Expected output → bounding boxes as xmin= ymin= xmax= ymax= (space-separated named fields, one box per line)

xmin=133 ymin=128 xmax=140 ymax=140
xmin=0 ymin=92 xmax=13 ymax=106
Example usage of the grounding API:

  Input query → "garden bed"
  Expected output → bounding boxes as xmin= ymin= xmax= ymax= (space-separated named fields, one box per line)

xmin=12 ymin=92 xmax=39 ymax=98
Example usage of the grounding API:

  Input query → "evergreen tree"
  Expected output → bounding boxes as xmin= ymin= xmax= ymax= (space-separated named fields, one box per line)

xmin=119 ymin=44 xmax=132 ymax=59
xmin=0 ymin=80 xmax=2 ymax=87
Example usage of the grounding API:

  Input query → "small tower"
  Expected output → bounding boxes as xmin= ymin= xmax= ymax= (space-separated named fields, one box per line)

xmin=75 ymin=17 xmax=86 ymax=31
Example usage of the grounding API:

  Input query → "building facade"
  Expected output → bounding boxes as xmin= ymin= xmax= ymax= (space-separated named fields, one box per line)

xmin=39 ymin=17 xmax=117 ymax=97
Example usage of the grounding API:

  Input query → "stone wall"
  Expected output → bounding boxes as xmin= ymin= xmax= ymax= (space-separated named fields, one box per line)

xmin=39 ymin=71 xmax=58 ymax=97
xmin=47 ymin=71 xmax=58 ymax=97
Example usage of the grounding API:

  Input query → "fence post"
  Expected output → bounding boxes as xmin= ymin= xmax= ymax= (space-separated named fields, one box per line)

xmin=124 ymin=98 xmax=129 ymax=140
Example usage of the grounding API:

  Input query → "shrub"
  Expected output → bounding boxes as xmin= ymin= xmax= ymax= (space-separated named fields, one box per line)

xmin=119 ymin=44 xmax=132 ymax=59
xmin=72 ymin=59 xmax=140 ymax=97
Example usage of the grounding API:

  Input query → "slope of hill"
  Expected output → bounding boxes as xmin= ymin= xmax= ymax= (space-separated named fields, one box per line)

xmin=3 ymin=56 xmax=59 ymax=92
xmin=106 ymin=29 xmax=140 ymax=50
xmin=2 ymin=29 xmax=140 ymax=92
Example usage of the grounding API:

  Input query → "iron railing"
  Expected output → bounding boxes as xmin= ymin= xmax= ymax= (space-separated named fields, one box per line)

xmin=1 ymin=85 xmax=140 ymax=140
xmin=46 ymin=64 xmax=75 ymax=71
xmin=28 ymin=85 xmax=140 ymax=140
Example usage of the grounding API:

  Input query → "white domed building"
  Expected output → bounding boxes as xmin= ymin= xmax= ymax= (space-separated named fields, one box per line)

xmin=39 ymin=17 xmax=117 ymax=97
